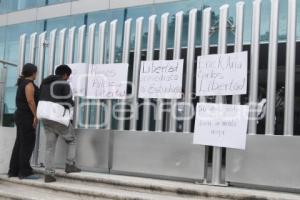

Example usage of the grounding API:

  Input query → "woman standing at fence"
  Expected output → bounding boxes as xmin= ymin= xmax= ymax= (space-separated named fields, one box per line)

xmin=8 ymin=63 xmax=40 ymax=179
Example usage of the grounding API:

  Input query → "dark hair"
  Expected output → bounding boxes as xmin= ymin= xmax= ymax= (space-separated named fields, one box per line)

xmin=17 ymin=63 xmax=38 ymax=85
xmin=55 ymin=64 xmax=72 ymax=77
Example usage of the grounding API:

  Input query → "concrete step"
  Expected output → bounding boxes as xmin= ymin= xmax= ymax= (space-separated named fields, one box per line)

xmin=34 ymin=168 xmax=204 ymax=198
xmin=0 ymin=178 xmax=103 ymax=200
xmin=1 ymin=169 xmax=300 ymax=200
xmin=0 ymin=175 xmax=210 ymax=200
xmin=34 ymin=168 xmax=300 ymax=200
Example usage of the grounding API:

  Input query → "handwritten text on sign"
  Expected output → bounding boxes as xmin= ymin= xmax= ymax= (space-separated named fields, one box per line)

xmin=68 ymin=63 xmax=88 ymax=97
xmin=87 ymin=63 xmax=129 ymax=99
xmin=193 ymin=103 xmax=249 ymax=150
xmin=138 ymin=60 xmax=184 ymax=99
xmin=196 ymin=51 xmax=248 ymax=96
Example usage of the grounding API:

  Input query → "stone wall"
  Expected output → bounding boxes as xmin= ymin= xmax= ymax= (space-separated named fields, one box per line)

xmin=0 ymin=127 xmax=16 ymax=174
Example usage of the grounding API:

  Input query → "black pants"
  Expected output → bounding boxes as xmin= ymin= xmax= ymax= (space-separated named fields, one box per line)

xmin=8 ymin=113 xmax=36 ymax=178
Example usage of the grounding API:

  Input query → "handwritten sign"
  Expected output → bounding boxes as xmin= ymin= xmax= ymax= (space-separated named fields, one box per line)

xmin=68 ymin=63 xmax=88 ymax=97
xmin=193 ymin=103 xmax=249 ymax=150
xmin=86 ymin=63 xmax=129 ymax=99
xmin=196 ymin=51 xmax=248 ymax=96
xmin=138 ymin=60 xmax=184 ymax=99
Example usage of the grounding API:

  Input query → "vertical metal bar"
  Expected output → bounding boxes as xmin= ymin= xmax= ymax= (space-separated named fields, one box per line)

xmin=95 ymin=22 xmax=107 ymax=129
xmin=66 ymin=26 xmax=76 ymax=129
xmin=84 ymin=23 xmax=96 ymax=129
xmin=67 ymin=26 xmax=76 ymax=64
xmin=29 ymin=33 xmax=37 ymax=64
xmin=119 ymin=18 xmax=132 ymax=130
xmin=74 ymin=25 xmax=86 ymax=129
xmin=199 ymin=8 xmax=211 ymax=103
xmin=18 ymin=34 xmax=26 ymax=75
xmin=37 ymin=32 xmax=47 ymax=85
xmin=211 ymin=4 xmax=229 ymax=186
xmin=130 ymin=17 xmax=144 ymax=131
xmin=108 ymin=20 xmax=117 ymax=64
xmin=105 ymin=20 xmax=117 ymax=130
xmin=169 ymin=11 xmax=183 ymax=132
xmin=87 ymin=24 xmax=96 ymax=80
xmin=77 ymin=25 xmax=86 ymax=63
xmin=48 ymin=29 xmax=57 ymax=75
xmin=284 ymin=0 xmax=297 ymax=136
xmin=58 ymin=28 xmax=67 ymax=65
xmin=33 ymin=31 xmax=46 ymax=166
xmin=248 ymin=0 xmax=262 ymax=135
xmin=265 ymin=0 xmax=279 ymax=135
xmin=198 ymin=7 xmax=211 ymax=182
xmin=183 ymin=9 xmax=197 ymax=133
xmin=98 ymin=22 xmax=107 ymax=64
xmin=142 ymin=15 xmax=156 ymax=131
xmin=232 ymin=2 xmax=245 ymax=105
xmin=155 ymin=13 xmax=169 ymax=132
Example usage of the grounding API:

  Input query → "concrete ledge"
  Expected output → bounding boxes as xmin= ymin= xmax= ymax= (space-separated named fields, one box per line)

xmin=33 ymin=168 xmax=300 ymax=200
xmin=0 ymin=175 xmax=196 ymax=200
xmin=0 ymin=192 xmax=30 ymax=200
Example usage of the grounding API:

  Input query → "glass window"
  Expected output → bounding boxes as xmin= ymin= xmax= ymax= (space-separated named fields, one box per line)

xmin=126 ymin=5 xmax=154 ymax=51
xmin=152 ymin=0 xmax=203 ymax=49
xmin=0 ymin=27 xmax=5 ymax=60
xmin=0 ymin=0 xmax=71 ymax=13
xmin=45 ymin=14 xmax=85 ymax=68
xmin=202 ymin=0 xmax=251 ymax=45
xmin=87 ymin=8 xmax=125 ymax=62
xmin=45 ymin=0 xmax=71 ymax=6
xmin=0 ymin=0 xmax=33 ymax=14
xmin=0 ymin=0 xmax=8 ymax=14
xmin=2 ymin=21 xmax=44 ymax=126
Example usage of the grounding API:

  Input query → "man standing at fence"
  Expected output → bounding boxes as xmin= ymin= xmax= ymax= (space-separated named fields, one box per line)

xmin=39 ymin=65 xmax=81 ymax=183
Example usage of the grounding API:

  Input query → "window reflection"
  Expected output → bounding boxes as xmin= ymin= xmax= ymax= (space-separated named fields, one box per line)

xmin=0 ymin=0 xmax=71 ymax=14
xmin=2 ymin=22 xmax=44 ymax=126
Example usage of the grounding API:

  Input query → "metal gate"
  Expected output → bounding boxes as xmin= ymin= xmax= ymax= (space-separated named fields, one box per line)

xmin=15 ymin=0 xmax=300 ymax=190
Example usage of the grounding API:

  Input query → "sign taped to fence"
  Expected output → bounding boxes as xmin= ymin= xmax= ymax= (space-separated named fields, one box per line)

xmin=193 ymin=103 xmax=249 ymax=150
xmin=67 ymin=63 xmax=89 ymax=97
xmin=196 ymin=51 xmax=248 ymax=96
xmin=87 ymin=63 xmax=129 ymax=99
xmin=138 ymin=60 xmax=184 ymax=99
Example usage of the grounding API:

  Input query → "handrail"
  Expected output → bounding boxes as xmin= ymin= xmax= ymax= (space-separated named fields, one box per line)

xmin=0 ymin=60 xmax=18 ymax=67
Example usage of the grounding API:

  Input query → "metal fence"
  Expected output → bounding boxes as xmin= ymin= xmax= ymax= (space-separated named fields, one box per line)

xmin=14 ymin=0 xmax=300 ymax=190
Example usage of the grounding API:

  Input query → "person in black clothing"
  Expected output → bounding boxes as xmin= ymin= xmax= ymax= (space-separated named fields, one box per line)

xmin=8 ymin=63 xmax=40 ymax=179
xmin=39 ymin=64 xmax=81 ymax=183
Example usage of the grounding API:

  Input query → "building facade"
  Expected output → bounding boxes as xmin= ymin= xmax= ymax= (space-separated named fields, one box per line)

xmin=0 ymin=0 xmax=300 ymax=190
xmin=0 ymin=0 xmax=300 ymax=130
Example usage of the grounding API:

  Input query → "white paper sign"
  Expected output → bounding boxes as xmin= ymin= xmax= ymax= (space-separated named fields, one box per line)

xmin=87 ymin=63 xmax=129 ymax=99
xmin=193 ymin=103 xmax=249 ymax=150
xmin=68 ymin=63 xmax=89 ymax=97
xmin=196 ymin=51 xmax=248 ymax=96
xmin=138 ymin=60 xmax=184 ymax=99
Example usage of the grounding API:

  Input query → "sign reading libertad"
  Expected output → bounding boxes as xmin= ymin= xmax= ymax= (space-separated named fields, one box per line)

xmin=87 ymin=63 xmax=129 ymax=99
xmin=138 ymin=60 xmax=184 ymax=99
xmin=196 ymin=51 xmax=248 ymax=96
